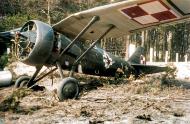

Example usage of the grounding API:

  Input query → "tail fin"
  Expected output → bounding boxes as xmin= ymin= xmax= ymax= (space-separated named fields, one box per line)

xmin=127 ymin=46 xmax=144 ymax=64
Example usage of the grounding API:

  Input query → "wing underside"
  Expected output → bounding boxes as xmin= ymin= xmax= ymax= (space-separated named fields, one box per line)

xmin=53 ymin=0 xmax=190 ymax=40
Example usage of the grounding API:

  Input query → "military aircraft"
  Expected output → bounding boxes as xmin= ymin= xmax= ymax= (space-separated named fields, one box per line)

xmin=1 ymin=0 xmax=189 ymax=101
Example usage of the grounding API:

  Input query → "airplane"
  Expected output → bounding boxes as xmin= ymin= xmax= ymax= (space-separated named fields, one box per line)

xmin=1 ymin=0 xmax=188 ymax=101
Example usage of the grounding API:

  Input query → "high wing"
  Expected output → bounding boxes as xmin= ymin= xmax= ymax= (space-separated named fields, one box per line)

xmin=53 ymin=0 xmax=190 ymax=40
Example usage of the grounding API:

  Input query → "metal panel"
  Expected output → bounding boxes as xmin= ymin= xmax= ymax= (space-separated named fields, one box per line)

xmin=0 ymin=70 xmax=12 ymax=87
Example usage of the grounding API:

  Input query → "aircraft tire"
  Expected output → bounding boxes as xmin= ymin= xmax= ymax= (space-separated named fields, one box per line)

xmin=57 ymin=77 xmax=79 ymax=101
xmin=15 ymin=76 xmax=31 ymax=88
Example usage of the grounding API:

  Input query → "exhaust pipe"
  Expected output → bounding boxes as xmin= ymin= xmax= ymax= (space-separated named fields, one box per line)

xmin=0 ymin=70 xmax=13 ymax=87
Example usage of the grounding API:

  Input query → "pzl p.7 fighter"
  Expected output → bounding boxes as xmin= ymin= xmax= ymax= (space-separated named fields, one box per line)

xmin=1 ymin=0 xmax=189 ymax=101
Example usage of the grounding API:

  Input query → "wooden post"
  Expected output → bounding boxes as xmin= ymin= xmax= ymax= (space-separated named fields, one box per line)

xmin=7 ymin=48 xmax=10 ymax=55
xmin=185 ymin=54 xmax=188 ymax=63
xmin=165 ymin=51 xmax=168 ymax=63
xmin=150 ymin=48 xmax=153 ymax=63
xmin=176 ymin=53 xmax=178 ymax=63
xmin=125 ymin=35 xmax=130 ymax=60
xmin=141 ymin=31 xmax=145 ymax=47
xmin=129 ymin=44 xmax=136 ymax=58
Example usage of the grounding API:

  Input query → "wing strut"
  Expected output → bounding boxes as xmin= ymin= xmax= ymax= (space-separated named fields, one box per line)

xmin=56 ymin=16 xmax=99 ymax=78
xmin=58 ymin=16 xmax=100 ymax=59
xmin=69 ymin=24 xmax=115 ymax=77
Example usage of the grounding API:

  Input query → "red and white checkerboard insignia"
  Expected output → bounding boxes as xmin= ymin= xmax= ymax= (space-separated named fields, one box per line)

xmin=120 ymin=0 xmax=179 ymax=25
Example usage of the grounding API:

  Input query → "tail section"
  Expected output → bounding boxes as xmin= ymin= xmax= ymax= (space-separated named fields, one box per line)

xmin=127 ymin=47 xmax=170 ymax=75
xmin=127 ymin=46 xmax=144 ymax=64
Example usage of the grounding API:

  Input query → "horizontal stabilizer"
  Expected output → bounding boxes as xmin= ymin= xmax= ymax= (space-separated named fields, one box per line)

xmin=131 ymin=64 xmax=170 ymax=74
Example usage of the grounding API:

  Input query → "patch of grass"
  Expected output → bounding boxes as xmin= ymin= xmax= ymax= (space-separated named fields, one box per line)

xmin=136 ymin=114 xmax=152 ymax=121
xmin=80 ymin=106 xmax=92 ymax=117
xmin=0 ymin=88 xmax=32 ymax=112
xmin=89 ymin=120 xmax=104 ymax=124
xmin=173 ymin=110 xmax=185 ymax=117
xmin=15 ymin=105 xmax=41 ymax=114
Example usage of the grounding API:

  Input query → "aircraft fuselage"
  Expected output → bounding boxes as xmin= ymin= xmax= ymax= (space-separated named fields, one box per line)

xmin=47 ymin=34 xmax=134 ymax=77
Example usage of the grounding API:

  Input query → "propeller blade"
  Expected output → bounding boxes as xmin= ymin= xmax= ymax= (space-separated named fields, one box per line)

xmin=20 ymin=31 xmax=37 ymax=43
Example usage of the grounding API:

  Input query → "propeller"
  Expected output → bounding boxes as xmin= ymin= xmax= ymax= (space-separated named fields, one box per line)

xmin=0 ymin=25 xmax=36 ymax=60
xmin=16 ymin=22 xmax=37 ymax=60
xmin=1 ymin=20 xmax=54 ymax=66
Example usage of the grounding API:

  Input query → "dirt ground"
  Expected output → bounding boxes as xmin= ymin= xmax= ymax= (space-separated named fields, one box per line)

xmin=0 ymin=62 xmax=190 ymax=124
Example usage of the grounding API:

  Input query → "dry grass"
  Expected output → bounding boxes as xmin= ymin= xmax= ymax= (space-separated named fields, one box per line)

xmin=1 ymin=62 xmax=190 ymax=123
xmin=0 ymin=88 xmax=32 ymax=112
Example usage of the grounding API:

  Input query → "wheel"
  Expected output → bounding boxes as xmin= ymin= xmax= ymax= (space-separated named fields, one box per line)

xmin=57 ymin=77 xmax=79 ymax=101
xmin=15 ymin=75 xmax=31 ymax=88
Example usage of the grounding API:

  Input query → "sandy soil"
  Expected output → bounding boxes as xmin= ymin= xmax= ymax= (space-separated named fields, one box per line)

xmin=0 ymin=62 xmax=190 ymax=124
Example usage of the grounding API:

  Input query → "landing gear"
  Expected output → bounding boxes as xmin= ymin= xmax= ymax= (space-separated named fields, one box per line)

xmin=15 ymin=75 xmax=31 ymax=88
xmin=56 ymin=62 xmax=80 ymax=101
xmin=57 ymin=77 xmax=79 ymax=101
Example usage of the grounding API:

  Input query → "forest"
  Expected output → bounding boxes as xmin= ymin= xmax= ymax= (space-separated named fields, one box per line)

xmin=1 ymin=0 xmax=190 ymax=62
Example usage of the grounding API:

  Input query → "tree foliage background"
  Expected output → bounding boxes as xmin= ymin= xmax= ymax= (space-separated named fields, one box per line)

xmin=0 ymin=0 xmax=113 ymax=31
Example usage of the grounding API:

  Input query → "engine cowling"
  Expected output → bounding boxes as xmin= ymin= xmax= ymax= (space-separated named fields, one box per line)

xmin=18 ymin=20 xmax=54 ymax=66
